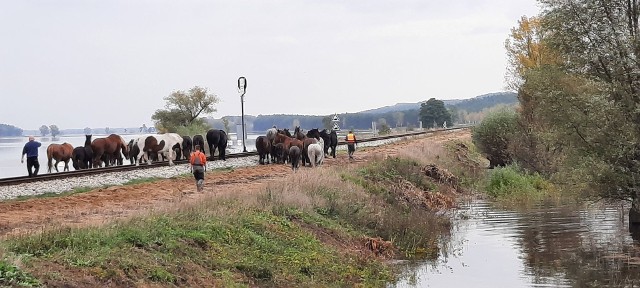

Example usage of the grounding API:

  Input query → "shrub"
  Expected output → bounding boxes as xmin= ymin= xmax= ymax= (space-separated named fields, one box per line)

xmin=485 ymin=165 xmax=552 ymax=199
xmin=379 ymin=124 xmax=391 ymax=135
xmin=472 ymin=109 xmax=518 ymax=168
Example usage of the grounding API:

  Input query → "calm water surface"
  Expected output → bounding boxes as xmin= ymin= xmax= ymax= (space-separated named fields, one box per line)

xmin=0 ymin=133 xmax=259 ymax=178
xmin=393 ymin=198 xmax=640 ymax=288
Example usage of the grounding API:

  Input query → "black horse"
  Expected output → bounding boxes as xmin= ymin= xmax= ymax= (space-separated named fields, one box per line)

xmin=273 ymin=143 xmax=285 ymax=164
xmin=192 ymin=134 xmax=205 ymax=155
xmin=255 ymin=136 xmax=271 ymax=165
xmin=319 ymin=129 xmax=338 ymax=158
xmin=173 ymin=135 xmax=193 ymax=160
xmin=206 ymin=129 xmax=228 ymax=161
xmin=289 ymin=145 xmax=301 ymax=171
xmin=72 ymin=147 xmax=90 ymax=169
xmin=72 ymin=135 xmax=93 ymax=169
xmin=294 ymin=126 xmax=306 ymax=140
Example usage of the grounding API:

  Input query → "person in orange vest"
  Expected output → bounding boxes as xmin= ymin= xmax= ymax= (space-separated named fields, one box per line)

xmin=190 ymin=145 xmax=207 ymax=192
xmin=345 ymin=129 xmax=357 ymax=160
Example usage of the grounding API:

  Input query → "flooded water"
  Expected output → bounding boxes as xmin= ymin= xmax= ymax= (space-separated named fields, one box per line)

xmin=393 ymin=198 xmax=640 ymax=288
xmin=0 ymin=133 xmax=259 ymax=178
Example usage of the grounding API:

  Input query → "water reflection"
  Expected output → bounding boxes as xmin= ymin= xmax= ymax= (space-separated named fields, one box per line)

xmin=392 ymin=199 xmax=640 ymax=287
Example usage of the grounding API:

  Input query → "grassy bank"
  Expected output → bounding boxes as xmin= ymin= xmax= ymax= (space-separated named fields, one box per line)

xmin=0 ymin=136 xmax=468 ymax=287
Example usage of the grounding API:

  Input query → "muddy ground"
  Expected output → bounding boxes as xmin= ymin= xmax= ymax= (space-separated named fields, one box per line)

xmin=0 ymin=130 xmax=471 ymax=239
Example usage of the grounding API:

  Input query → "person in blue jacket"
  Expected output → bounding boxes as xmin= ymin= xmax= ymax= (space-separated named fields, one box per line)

xmin=21 ymin=136 xmax=41 ymax=177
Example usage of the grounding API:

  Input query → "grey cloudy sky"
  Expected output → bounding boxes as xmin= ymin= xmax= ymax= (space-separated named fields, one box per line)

xmin=0 ymin=0 xmax=540 ymax=130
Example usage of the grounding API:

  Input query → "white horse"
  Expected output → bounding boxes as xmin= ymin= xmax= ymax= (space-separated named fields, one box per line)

xmin=135 ymin=133 xmax=183 ymax=166
xmin=307 ymin=138 xmax=324 ymax=168
xmin=266 ymin=126 xmax=278 ymax=144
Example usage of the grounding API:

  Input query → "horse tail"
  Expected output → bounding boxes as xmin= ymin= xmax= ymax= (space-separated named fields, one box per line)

xmin=47 ymin=146 xmax=53 ymax=173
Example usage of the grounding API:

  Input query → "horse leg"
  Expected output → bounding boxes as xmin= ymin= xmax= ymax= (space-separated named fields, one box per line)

xmin=168 ymin=150 xmax=175 ymax=166
xmin=54 ymin=159 xmax=60 ymax=172
xmin=64 ymin=160 xmax=69 ymax=171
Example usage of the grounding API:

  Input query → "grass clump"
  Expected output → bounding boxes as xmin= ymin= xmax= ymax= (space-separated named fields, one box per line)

xmin=123 ymin=177 xmax=160 ymax=186
xmin=5 ymin=204 xmax=394 ymax=287
xmin=0 ymin=260 xmax=41 ymax=287
xmin=485 ymin=165 xmax=553 ymax=200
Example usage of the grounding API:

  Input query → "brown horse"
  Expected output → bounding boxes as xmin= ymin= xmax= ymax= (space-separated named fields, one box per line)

xmin=91 ymin=134 xmax=129 ymax=167
xmin=274 ymin=133 xmax=295 ymax=163
xmin=47 ymin=143 xmax=74 ymax=172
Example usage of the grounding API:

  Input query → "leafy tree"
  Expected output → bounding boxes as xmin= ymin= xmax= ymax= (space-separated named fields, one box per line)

xmin=472 ymin=109 xmax=518 ymax=168
xmin=49 ymin=125 xmax=60 ymax=137
xmin=419 ymin=98 xmax=452 ymax=128
xmin=84 ymin=127 xmax=91 ymax=135
xmin=504 ymin=15 xmax=563 ymax=175
xmin=379 ymin=123 xmax=391 ymax=135
xmin=39 ymin=125 xmax=49 ymax=137
xmin=152 ymin=86 xmax=220 ymax=133
xmin=520 ymin=1 xmax=640 ymax=211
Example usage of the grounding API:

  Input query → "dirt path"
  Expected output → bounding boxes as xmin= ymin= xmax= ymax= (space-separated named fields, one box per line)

xmin=0 ymin=130 xmax=471 ymax=238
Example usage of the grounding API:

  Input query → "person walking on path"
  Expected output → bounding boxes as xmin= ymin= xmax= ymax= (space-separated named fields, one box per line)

xmin=345 ymin=130 xmax=357 ymax=160
xmin=190 ymin=145 xmax=207 ymax=192
xmin=21 ymin=136 xmax=42 ymax=177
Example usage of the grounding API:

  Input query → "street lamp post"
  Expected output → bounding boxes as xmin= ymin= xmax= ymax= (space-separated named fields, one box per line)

xmin=238 ymin=77 xmax=248 ymax=152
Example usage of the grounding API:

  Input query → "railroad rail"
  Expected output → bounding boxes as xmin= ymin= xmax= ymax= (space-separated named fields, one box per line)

xmin=0 ymin=127 xmax=468 ymax=186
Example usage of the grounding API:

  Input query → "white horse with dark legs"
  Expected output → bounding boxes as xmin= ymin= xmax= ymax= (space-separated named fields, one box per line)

xmin=266 ymin=126 xmax=278 ymax=163
xmin=307 ymin=138 xmax=324 ymax=168
xmin=135 ymin=133 xmax=183 ymax=166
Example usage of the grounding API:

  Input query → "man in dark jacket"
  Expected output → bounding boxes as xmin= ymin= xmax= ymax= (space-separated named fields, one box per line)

xmin=21 ymin=136 xmax=42 ymax=177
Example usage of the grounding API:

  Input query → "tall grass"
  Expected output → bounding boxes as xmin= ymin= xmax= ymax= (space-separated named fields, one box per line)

xmin=2 ymin=134 xmax=467 ymax=286
xmin=485 ymin=165 xmax=554 ymax=200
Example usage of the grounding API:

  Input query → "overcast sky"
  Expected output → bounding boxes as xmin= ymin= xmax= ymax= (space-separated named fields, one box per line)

xmin=0 ymin=0 xmax=540 ymax=130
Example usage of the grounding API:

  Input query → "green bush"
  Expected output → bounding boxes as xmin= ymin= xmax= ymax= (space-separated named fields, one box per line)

xmin=379 ymin=124 xmax=391 ymax=135
xmin=485 ymin=165 xmax=551 ymax=199
xmin=472 ymin=109 xmax=518 ymax=168
xmin=0 ymin=260 xmax=40 ymax=287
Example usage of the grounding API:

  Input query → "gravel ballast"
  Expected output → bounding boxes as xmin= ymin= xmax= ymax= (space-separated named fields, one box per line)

xmin=0 ymin=135 xmax=424 ymax=200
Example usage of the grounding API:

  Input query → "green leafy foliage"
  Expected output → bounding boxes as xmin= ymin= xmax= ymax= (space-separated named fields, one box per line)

xmin=472 ymin=109 xmax=517 ymax=168
xmin=0 ymin=260 xmax=41 ymax=287
xmin=420 ymin=98 xmax=452 ymax=128
xmin=485 ymin=165 xmax=552 ymax=200
xmin=152 ymin=86 xmax=220 ymax=133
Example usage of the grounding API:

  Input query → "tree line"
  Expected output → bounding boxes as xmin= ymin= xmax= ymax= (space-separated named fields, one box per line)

xmin=0 ymin=124 xmax=23 ymax=137
xmin=472 ymin=1 xmax=640 ymax=217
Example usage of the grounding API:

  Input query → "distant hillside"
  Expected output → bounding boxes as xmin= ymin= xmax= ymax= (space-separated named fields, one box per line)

xmin=451 ymin=92 xmax=518 ymax=113
xmin=358 ymin=92 xmax=517 ymax=114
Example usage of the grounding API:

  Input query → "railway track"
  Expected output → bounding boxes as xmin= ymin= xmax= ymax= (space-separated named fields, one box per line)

xmin=0 ymin=127 xmax=468 ymax=186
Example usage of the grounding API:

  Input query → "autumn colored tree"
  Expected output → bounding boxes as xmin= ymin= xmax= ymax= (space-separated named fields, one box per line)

xmin=504 ymin=15 xmax=563 ymax=175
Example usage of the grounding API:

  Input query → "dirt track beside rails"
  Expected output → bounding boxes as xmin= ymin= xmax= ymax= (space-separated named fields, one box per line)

xmin=0 ymin=130 xmax=471 ymax=238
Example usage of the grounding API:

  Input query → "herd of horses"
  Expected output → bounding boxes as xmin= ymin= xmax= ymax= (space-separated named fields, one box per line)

xmin=44 ymin=126 xmax=338 ymax=173
xmin=44 ymin=129 xmax=229 ymax=173
xmin=255 ymin=126 xmax=338 ymax=171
